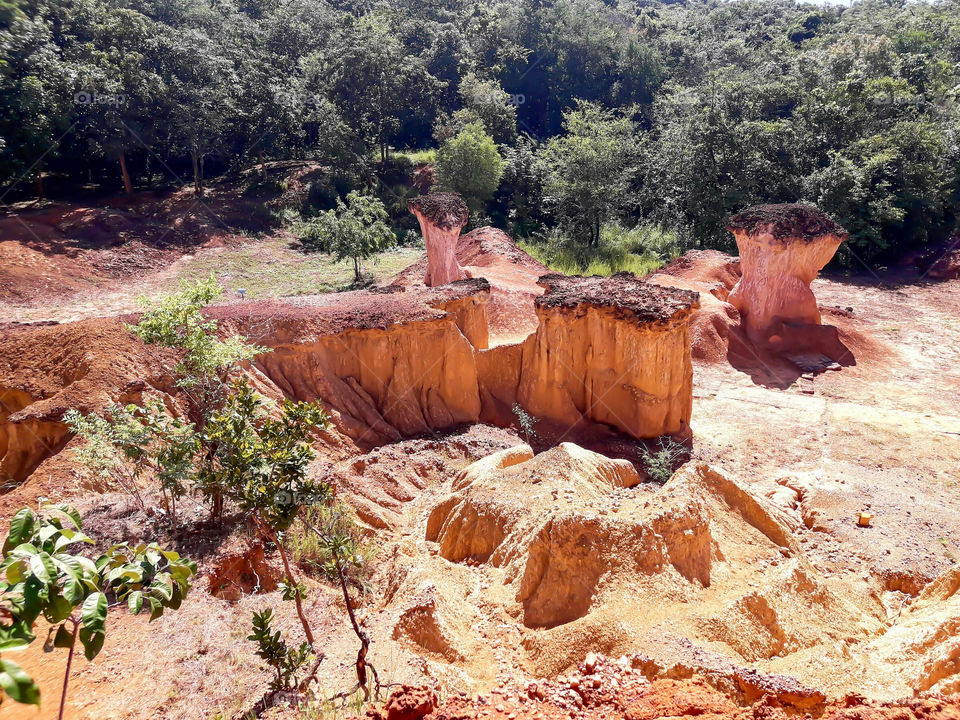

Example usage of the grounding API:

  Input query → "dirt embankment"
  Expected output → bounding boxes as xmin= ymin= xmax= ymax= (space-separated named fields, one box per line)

xmin=1 ymin=237 xmax=959 ymax=720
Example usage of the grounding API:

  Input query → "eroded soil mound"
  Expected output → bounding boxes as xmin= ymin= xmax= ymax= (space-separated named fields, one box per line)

xmin=0 ymin=317 xmax=180 ymax=501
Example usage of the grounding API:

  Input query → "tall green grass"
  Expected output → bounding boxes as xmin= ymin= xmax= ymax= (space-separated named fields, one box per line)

xmin=392 ymin=148 xmax=436 ymax=165
xmin=519 ymin=223 xmax=683 ymax=277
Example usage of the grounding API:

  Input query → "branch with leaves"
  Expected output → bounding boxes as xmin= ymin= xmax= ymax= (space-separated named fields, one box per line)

xmin=0 ymin=503 xmax=196 ymax=717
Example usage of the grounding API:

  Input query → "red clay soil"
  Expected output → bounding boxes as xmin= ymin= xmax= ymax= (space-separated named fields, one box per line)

xmin=373 ymin=655 xmax=960 ymax=720
xmin=207 ymin=278 xmax=490 ymax=337
xmin=656 ymin=250 xmax=742 ymax=301
xmin=0 ymin=162 xmax=324 ymax=309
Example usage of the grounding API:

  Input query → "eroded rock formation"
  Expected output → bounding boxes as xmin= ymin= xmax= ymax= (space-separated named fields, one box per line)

xmin=409 ymin=192 xmax=469 ymax=287
xmin=726 ymin=204 xmax=847 ymax=345
xmin=0 ymin=320 xmax=178 ymax=489
xmin=391 ymin=225 xmax=549 ymax=344
xmin=479 ymin=273 xmax=699 ymax=439
xmin=222 ymin=269 xmax=698 ymax=446
xmin=212 ymin=280 xmax=491 ymax=446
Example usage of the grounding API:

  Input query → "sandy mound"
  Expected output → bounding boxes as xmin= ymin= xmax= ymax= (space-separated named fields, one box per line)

xmin=394 ymin=447 xmax=960 ymax=698
xmin=649 ymin=250 xmax=742 ymax=362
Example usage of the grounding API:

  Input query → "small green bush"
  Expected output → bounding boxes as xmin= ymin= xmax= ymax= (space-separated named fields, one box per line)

xmin=641 ymin=437 xmax=688 ymax=483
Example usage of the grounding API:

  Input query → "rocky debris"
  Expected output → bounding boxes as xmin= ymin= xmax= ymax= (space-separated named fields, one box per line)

xmin=405 ymin=653 xmax=960 ymax=720
xmin=409 ymin=193 xmax=470 ymax=287
xmin=725 ymin=204 xmax=848 ymax=350
xmin=535 ymin=273 xmax=698 ymax=326
xmin=726 ymin=203 xmax=847 ymax=242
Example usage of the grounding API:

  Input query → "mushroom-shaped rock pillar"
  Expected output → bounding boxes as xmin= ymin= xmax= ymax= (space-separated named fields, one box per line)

xmin=409 ymin=192 xmax=469 ymax=287
xmin=726 ymin=204 xmax=847 ymax=344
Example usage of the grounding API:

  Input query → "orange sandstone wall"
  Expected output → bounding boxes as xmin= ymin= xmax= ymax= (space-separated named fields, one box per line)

xmin=478 ymin=303 xmax=694 ymax=439
xmin=519 ymin=304 xmax=694 ymax=438
xmin=255 ymin=318 xmax=482 ymax=445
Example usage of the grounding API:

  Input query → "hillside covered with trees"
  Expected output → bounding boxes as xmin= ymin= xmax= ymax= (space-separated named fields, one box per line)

xmin=2 ymin=0 xmax=959 ymax=269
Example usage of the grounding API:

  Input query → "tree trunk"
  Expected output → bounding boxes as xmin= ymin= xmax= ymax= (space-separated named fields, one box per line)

xmin=119 ymin=152 xmax=133 ymax=196
xmin=35 ymin=172 xmax=44 ymax=199
xmin=191 ymin=148 xmax=203 ymax=196
xmin=260 ymin=519 xmax=315 ymax=648
xmin=354 ymin=256 xmax=361 ymax=281
xmin=334 ymin=551 xmax=371 ymax=700
xmin=258 ymin=149 xmax=266 ymax=180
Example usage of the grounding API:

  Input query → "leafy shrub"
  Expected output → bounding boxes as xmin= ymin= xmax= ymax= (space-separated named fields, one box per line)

xmin=641 ymin=437 xmax=688 ymax=484
xmin=248 ymin=609 xmax=313 ymax=692
xmin=0 ymin=504 xmax=196 ymax=712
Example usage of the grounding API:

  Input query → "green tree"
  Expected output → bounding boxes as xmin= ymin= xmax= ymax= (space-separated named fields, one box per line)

xmin=541 ymin=102 xmax=639 ymax=248
xmin=434 ymin=121 xmax=504 ymax=213
xmin=321 ymin=14 xmax=437 ymax=163
xmin=298 ymin=192 xmax=395 ymax=281
xmin=434 ymin=74 xmax=517 ymax=145
xmin=70 ymin=275 xmax=265 ymax=521
xmin=0 ymin=504 xmax=196 ymax=716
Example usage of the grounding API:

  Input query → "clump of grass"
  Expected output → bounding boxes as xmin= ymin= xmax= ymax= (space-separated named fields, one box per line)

xmin=393 ymin=148 xmax=436 ymax=166
xmin=287 ymin=503 xmax=377 ymax=583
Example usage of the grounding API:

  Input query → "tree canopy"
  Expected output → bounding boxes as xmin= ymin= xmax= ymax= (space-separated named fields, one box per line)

xmin=1 ymin=0 xmax=959 ymax=266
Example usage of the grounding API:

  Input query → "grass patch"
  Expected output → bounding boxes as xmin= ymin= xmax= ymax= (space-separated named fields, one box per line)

xmin=393 ymin=148 xmax=436 ymax=166
xmin=168 ymin=236 xmax=420 ymax=300
xmin=519 ymin=222 xmax=681 ymax=277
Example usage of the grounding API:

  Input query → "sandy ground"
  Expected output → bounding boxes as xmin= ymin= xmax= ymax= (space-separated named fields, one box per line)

xmin=0 ymin=210 xmax=958 ymax=719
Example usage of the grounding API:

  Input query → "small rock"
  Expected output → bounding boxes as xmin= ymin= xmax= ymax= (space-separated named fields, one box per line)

xmin=584 ymin=652 xmax=598 ymax=672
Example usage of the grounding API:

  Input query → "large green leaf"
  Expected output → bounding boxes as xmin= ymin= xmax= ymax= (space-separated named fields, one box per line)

xmin=62 ymin=576 xmax=85 ymax=605
xmin=0 ymin=658 xmax=40 ymax=706
xmin=78 ymin=627 xmax=104 ymax=661
xmin=53 ymin=553 xmax=83 ymax=581
xmin=4 ymin=558 xmax=27 ymax=584
xmin=53 ymin=623 xmax=76 ymax=649
xmin=81 ymin=592 xmax=107 ymax=634
xmin=43 ymin=591 xmax=73 ymax=624
xmin=29 ymin=552 xmax=56 ymax=585
xmin=3 ymin=509 xmax=35 ymax=555
xmin=0 ymin=622 xmax=34 ymax=653
xmin=51 ymin=504 xmax=82 ymax=530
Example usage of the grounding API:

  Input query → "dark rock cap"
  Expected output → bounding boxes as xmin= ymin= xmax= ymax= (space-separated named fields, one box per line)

xmin=726 ymin=204 xmax=848 ymax=242
xmin=409 ymin=192 xmax=469 ymax=230
xmin=536 ymin=272 xmax=699 ymax=325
